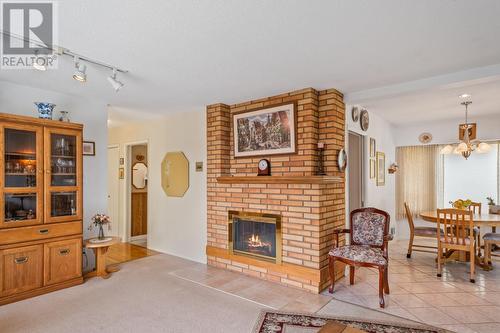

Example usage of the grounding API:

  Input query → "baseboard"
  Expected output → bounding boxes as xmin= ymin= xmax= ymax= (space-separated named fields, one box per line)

xmin=130 ymin=235 xmax=147 ymax=242
xmin=0 ymin=277 xmax=84 ymax=306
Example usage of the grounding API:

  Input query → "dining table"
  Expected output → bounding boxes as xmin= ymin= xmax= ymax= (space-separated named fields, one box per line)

xmin=419 ymin=210 xmax=500 ymax=270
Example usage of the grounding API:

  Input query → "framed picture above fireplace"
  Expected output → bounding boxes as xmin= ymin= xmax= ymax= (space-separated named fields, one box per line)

xmin=233 ymin=103 xmax=296 ymax=157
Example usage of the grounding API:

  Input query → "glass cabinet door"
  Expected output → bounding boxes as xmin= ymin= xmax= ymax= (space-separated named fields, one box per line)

xmin=1 ymin=124 xmax=43 ymax=228
xmin=44 ymin=128 xmax=82 ymax=223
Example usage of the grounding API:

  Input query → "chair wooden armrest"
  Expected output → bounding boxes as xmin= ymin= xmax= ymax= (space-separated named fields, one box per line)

xmin=332 ymin=229 xmax=350 ymax=248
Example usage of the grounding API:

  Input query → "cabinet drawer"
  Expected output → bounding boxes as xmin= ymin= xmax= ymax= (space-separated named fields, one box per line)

xmin=44 ymin=238 xmax=82 ymax=285
xmin=0 ymin=244 xmax=43 ymax=297
xmin=0 ymin=221 xmax=82 ymax=245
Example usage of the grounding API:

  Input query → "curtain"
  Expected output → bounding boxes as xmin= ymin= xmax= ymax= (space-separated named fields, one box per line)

xmin=396 ymin=145 xmax=441 ymax=219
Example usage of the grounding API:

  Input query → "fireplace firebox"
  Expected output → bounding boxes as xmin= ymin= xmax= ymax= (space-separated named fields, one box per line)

xmin=228 ymin=211 xmax=281 ymax=263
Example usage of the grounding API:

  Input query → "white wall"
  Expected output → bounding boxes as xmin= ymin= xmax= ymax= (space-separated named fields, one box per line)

xmin=108 ymin=111 xmax=207 ymax=263
xmin=346 ymin=105 xmax=397 ymax=235
xmin=0 ymin=80 xmax=108 ymax=271
xmin=394 ymin=113 xmax=500 ymax=146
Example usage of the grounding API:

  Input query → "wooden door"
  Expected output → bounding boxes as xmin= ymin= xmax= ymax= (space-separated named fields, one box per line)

xmin=0 ymin=244 xmax=43 ymax=296
xmin=43 ymin=238 xmax=82 ymax=285
xmin=0 ymin=122 xmax=44 ymax=228
xmin=131 ymin=192 xmax=147 ymax=236
xmin=44 ymin=127 xmax=82 ymax=223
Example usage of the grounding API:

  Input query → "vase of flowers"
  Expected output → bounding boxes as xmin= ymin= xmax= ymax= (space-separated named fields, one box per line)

xmin=88 ymin=214 xmax=111 ymax=240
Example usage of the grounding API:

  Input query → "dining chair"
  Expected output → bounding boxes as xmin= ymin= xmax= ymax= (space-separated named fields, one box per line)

xmin=468 ymin=202 xmax=482 ymax=257
xmin=328 ymin=207 xmax=391 ymax=308
xmin=436 ymin=208 xmax=476 ymax=283
xmin=483 ymin=233 xmax=500 ymax=267
xmin=404 ymin=202 xmax=441 ymax=258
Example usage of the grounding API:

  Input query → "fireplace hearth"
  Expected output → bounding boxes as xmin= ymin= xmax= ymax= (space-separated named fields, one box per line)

xmin=229 ymin=211 xmax=281 ymax=263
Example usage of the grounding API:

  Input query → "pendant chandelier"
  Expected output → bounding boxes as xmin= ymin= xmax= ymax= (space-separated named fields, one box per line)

xmin=440 ymin=96 xmax=491 ymax=159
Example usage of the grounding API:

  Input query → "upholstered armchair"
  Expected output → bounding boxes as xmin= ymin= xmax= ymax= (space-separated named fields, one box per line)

xmin=328 ymin=207 xmax=392 ymax=308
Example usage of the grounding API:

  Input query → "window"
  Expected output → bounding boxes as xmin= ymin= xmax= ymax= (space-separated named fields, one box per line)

xmin=443 ymin=144 xmax=498 ymax=209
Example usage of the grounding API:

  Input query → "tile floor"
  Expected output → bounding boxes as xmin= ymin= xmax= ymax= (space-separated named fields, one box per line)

xmin=171 ymin=239 xmax=499 ymax=333
xmin=323 ymin=239 xmax=500 ymax=333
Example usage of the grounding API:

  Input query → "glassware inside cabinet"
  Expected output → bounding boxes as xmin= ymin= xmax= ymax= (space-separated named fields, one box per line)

xmin=50 ymin=134 xmax=77 ymax=186
xmin=50 ymin=192 xmax=77 ymax=217
xmin=5 ymin=193 xmax=37 ymax=222
xmin=4 ymin=129 xmax=37 ymax=188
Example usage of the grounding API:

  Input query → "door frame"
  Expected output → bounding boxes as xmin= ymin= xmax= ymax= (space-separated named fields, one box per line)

xmin=121 ymin=140 xmax=150 ymax=244
xmin=346 ymin=131 xmax=365 ymax=223
xmin=107 ymin=144 xmax=120 ymax=237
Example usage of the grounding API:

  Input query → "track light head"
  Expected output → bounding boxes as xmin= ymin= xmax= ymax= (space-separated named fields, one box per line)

xmin=107 ymin=68 xmax=124 ymax=92
xmin=33 ymin=51 xmax=47 ymax=71
xmin=72 ymin=56 xmax=87 ymax=82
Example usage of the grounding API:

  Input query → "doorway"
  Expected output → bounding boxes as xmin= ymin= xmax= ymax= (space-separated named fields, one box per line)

xmin=129 ymin=144 xmax=148 ymax=247
xmin=348 ymin=131 xmax=364 ymax=214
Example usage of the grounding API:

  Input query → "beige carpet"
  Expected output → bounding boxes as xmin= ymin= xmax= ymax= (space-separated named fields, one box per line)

xmin=0 ymin=255 xmax=264 ymax=333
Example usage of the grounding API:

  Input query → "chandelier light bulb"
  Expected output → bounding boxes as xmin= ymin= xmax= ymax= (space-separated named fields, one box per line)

xmin=477 ymin=142 xmax=491 ymax=153
xmin=440 ymin=145 xmax=454 ymax=155
xmin=456 ymin=142 xmax=468 ymax=153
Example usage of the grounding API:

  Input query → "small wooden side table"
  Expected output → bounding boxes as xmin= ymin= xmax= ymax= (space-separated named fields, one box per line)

xmin=84 ymin=236 xmax=121 ymax=279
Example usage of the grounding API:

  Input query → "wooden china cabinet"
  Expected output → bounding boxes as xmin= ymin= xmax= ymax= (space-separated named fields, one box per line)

xmin=0 ymin=113 xmax=83 ymax=305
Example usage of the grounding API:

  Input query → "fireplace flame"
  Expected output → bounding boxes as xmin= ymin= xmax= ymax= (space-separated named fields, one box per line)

xmin=247 ymin=234 xmax=271 ymax=250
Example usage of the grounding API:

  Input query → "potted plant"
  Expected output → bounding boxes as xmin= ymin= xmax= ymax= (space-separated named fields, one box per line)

xmin=88 ymin=214 xmax=111 ymax=240
xmin=487 ymin=197 xmax=500 ymax=214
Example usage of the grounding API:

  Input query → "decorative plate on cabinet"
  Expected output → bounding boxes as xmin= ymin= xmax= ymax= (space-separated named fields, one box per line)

xmin=360 ymin=109 xmax=369 ymax=131
xmin=351 ymin=106 xmax=360 ymax=122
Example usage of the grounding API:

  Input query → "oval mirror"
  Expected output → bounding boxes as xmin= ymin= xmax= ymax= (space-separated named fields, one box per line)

xmin=132 ymin=162 xmax=148 ymax=189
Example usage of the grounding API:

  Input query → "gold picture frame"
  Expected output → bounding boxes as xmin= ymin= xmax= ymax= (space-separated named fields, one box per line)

xmin=370 ymin=159 xmax=376 ymax=179
xmin=369 ymin=137 xmax=376 ymax=158
xmin=376 ymin=152 xmax=385 ymax=186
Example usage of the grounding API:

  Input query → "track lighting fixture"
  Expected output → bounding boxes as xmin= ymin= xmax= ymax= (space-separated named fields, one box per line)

xmin=72 ymin=56 xmax=87 ymax=82
xmin=107 ymin=68 xmax=124 ymax=92
xmin=0 ymin=31 xmax=128 ymax=88
xmin=33 ymin=50 xmax=47 ymax=71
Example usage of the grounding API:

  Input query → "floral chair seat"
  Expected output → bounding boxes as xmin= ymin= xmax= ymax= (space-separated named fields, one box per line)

xmin=329 ymin=245 xmax=387 ymax=266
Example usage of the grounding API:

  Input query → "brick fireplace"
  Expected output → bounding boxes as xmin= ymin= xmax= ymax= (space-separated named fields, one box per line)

xmin=206 ymin=88 xmax=346 ymax=293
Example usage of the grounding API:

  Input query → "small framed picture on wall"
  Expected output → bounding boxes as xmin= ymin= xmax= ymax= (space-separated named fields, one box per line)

xmin=83 ymin=141 xmax=95 ymax=156
xmin=370 ymin=159 xmax=376 ymax=179
xmin=370 ymin=138 xmax=376 ymax=158
xmin=376 ymin=152 xmax=385 ymax=186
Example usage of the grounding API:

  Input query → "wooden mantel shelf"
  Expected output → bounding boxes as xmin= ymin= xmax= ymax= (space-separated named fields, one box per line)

xmin=216 ymin=175 xmax=343 ymax=184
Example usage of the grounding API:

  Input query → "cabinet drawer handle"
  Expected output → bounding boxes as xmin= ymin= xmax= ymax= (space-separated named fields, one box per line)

xmin=15 ymin=256 xmax=28 ymax=264
xmin=59 ymin=248 xmax=70 ymax=255
xmin=38 ymin=229 xmax=49 ymax=235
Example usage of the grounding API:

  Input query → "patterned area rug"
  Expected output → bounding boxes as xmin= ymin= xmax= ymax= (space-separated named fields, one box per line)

xmin=253 ymin=311 xmax=452 ymax=333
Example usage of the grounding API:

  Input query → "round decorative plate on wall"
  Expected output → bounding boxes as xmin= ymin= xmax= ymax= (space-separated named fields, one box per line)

xmin=418 ymin=133 xmax=433 ymax=144
xmin=360 ymin=109 xmax=369 ymax=131
xmin=338 ymin=148 xmax=347 ymax=172
xmin=351 ymin=106 xmax=360 ymax=122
